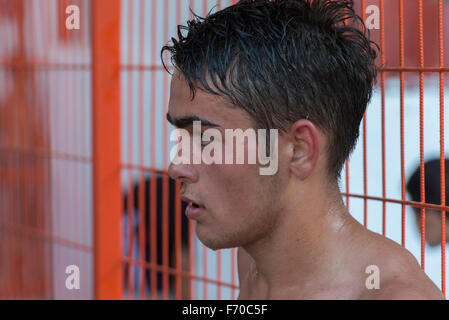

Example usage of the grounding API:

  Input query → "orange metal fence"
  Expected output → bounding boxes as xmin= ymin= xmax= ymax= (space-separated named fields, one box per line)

xmin=0 ymin=0 xmax=447 ymax=300
xmin=0 ymin=0 xmax=96 ymax=299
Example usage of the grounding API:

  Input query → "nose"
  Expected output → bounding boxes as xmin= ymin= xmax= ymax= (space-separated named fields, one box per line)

xmin=168 ymin=161 xmax=198 ymax=184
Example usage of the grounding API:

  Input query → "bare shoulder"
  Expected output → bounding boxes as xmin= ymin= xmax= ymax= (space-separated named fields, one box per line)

xmin=375 ymin=280 xmax=445 ymax=300
xmin=359 ymin=229 xmax=444 ymax=300
xmin=381 ymin=249 xmax=444 ymax=299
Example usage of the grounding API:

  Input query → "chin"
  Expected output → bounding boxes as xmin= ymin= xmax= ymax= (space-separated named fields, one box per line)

xmin=426 ymin=239 xmax=442 ymax=247
xmin=196 ymin=226 xmax=240 ymax=251
xmin=198 ymin=236 xmax=236 ymax=251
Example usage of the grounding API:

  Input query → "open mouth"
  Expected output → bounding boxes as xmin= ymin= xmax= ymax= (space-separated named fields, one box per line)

xmin=188 ymin=201 xmax=204 ymax=209
xmin=181 ymin=195 xmax=205 ymax=217
xmin=181 ymin=195 xmax=204 ymax=207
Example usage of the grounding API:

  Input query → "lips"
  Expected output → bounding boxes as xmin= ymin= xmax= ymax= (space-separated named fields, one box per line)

xmin=181 ymin=195 xmax=205 ymax=220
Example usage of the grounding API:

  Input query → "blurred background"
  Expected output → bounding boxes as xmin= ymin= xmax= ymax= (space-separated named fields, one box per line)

xmin=0 ymin=0 xmax=448 ymax=299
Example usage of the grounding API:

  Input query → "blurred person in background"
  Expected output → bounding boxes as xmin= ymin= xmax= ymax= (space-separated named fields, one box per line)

xmin=123 ymin=175 xmax=190 ymax=299
xmin=407 ymin=159 xmax=449 ymax=247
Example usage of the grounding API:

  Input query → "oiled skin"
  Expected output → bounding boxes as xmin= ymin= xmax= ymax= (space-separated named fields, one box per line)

xmin=237 ymin=217 xmax=444 ymax=300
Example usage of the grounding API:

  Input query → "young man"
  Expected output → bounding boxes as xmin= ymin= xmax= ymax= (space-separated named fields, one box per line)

xmin=162 ymin=0 xmax=444 ymax=299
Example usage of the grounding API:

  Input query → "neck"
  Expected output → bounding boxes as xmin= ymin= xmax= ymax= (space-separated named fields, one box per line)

xmin=242 ymin=179 xmax=363 ymax=297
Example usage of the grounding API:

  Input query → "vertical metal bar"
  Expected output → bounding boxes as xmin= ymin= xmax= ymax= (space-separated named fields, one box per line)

xmin=76 ymin=0 xmax=85 ymax=297
xmin=76 ymin=0 xmax=83 ymax=298
xmin=81 ymin=0 xmax=89 ymax=298
xmin=16 ymin=0 xmax=25 ymax=297
xmin=17 ymin=0 xmax=25 ymax=298
xmin=379 ymin=0 xmax=386 ymax=237
xmin=437 ymin=0 xmax=446 ymax=296
xmin=137 ymin=0 xmax=146 ymax=300
xmin=0 ymin=59 xmax=5 ymax=294
xmin=28 ymin=0 xmax=35 ymax=297
xmin=41 ymin=0 xmax=54 ymax=299
xmin=0 ymin=1 xmax=5 ymax=297
xmin=30 ymin=3 xmax=47 ymax=298
xmin=418 ymin=0 xmax=426 ymax=271
xmin=217 ymin=250 xmax=221 ymax=299
xmin=345 ymin=160 xmax=349 ymax=210
xmin=231 ymin=247 xmax=236 ymax=300
xmin=78 ymin=0 xmax=86 ymax=297
xmin=189 ymin=218 xmax=194 ymax=299
xmin=72 ymin=0 xmax=80 ymax=299
xmin=399 ymin=0 xmax=406 ymax=248
xmin=174 ymin=0 xmax=183 ymax=301
xmin=189 ymin=0 xmax=194 ymax=18
xmin=27 ymin=0 xmax=36 ymax=297
xmin=203 ymin=0 xmax=208 ymax=14
xmin=361 ymin=0 xmax=368 ymax=229
xmin=63 ymin=0 xmax=71 ymax=299
xmin=31 ymin=0 xmax=46 ymax=298
xmin=203 ymin=0 xmax=208 ymax=300
xmin=8 ymin=2 xmax=20 ymax=298
xmin=4 ymin=0 xmax=14 ymax=296
xmin=162 ymin=0 xmax=170 ymax=301
xmin=54 ymin=0 xmax=62 ymax=299
xmin=0 ymin=4 xmax=3 ymax=297
xmin=175 ymin=180 xmax=182 ymax=299
xmin=187 ymin=0 xmax=195 ymax=300
xmin=149 ymin=0 xmax=158 ymax=300
xmin=91 ymin=0 xmax=122 ymax=299
xmin=126 ymin=0 xmax=136 ymax=300
xmin=162 ymin=128 xmax=170 ymax=300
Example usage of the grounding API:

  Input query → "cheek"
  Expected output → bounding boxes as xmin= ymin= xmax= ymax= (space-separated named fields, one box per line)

xmin=195 ymin=162 xmax=283 ymax=248
xmin=426 ymin=212 xmax=442 ymax=229
xmin=201 ymin=164 xmax=262 ymax=214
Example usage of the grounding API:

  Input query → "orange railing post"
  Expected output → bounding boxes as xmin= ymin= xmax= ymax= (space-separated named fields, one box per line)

xmin=91 ymin=0 xmax=122 ymax=299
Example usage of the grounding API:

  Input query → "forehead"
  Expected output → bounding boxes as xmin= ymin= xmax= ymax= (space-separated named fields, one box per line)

xmin=168 ymin=71 xmax=253 ymax=129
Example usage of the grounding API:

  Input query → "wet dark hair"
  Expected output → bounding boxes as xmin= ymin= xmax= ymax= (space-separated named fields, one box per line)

xmin=407 ymin=159 xmax=449 ymax=214
xmin=162 ymin=0 xmax=379 ymax=181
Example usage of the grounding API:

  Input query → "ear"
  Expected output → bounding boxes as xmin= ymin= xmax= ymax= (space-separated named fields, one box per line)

xmin=288 ymin=119 xmax=320 ymax=180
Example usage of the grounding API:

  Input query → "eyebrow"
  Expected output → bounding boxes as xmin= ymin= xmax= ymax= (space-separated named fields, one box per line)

xmin=166 ymin=113 xmax=221 ymax=129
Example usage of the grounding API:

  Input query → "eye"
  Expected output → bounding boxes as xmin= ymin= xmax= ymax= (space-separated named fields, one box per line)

xmin=191 ymin=130 xmax=209 ymax=147
xmin=200 ymin=132 xmax=210 ymax=146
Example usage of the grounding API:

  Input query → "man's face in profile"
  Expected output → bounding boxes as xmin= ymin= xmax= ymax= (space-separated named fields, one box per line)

xmin=167 ymin=71 xmax=289 ymax=251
